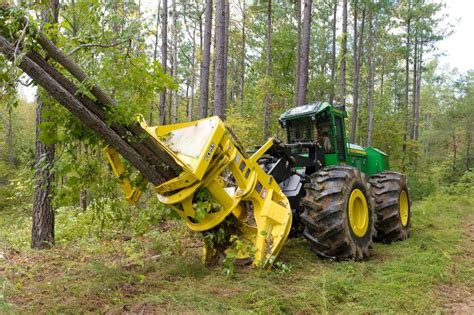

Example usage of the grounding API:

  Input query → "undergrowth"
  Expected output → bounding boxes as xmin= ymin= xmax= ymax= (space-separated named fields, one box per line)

xmin=0 ymin=185 xmax=472 ymax=313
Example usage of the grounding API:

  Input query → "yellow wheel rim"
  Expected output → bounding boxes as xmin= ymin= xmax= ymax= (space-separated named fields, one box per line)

xmin=348 ymin=189 xmax=369 ymax=237
xmin=399 ymin=190 xmax=409 ymax=227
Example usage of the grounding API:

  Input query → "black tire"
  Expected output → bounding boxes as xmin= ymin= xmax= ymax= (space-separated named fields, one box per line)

xmin=369 ymin=172 xmax=411 ymax=243
xmin=300 ymin=166 xmax=375 ymax=260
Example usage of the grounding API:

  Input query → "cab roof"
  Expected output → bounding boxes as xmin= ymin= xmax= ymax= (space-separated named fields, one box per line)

xmin=279 ymin=102 xmax=346 ymax=123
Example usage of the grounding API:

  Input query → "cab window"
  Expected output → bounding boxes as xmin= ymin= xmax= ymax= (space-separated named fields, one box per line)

xmin=286 ymin=117 xmax=314 ymax=143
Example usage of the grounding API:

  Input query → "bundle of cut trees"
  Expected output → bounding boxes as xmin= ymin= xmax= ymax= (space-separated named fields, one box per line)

xmin=0 ymin=9 xmax=180 ymax=185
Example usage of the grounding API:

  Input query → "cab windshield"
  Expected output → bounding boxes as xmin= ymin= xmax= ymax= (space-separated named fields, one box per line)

xmin=286 ymin=117 xmax=315 ymax=143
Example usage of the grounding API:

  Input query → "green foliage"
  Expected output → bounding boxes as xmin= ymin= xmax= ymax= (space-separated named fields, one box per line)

xmin=406 ymin=167 xmax=440 ymax=201
xmin=442 ymin=170 xmax=474 ymax=195
xmin=192 ymin=188 xmax=221 ymax=222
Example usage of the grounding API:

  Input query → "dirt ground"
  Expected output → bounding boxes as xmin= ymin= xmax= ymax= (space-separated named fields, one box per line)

xmin=438 ymin=214 xmax=474 ymax=314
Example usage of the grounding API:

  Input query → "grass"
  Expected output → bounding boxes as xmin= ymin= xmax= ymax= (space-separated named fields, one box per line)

xmin=0 ymin=191 xmax=472 ymax=314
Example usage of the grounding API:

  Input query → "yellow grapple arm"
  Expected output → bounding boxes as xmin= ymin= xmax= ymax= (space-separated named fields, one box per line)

xmin=106 ymin=116 xmax=292 ymax=266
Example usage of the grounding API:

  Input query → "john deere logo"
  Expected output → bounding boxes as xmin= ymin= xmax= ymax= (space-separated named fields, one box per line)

xmin=204 ymin=143 xmax=215 ymax=161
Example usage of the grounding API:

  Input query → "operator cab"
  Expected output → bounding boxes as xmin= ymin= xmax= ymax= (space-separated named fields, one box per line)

xmin=279 ymin=102 xmax=348 ymax=173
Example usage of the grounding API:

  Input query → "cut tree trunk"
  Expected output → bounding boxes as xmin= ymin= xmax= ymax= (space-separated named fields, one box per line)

xmin=0 ymin=36 xmax=178 ymax=184
xmin=24 ymin=49 xmax=178 ymax=179
xmin=11 ymin=17 xmax=181 ymax=177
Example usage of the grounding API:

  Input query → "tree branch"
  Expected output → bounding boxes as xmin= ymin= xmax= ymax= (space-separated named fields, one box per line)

xmin=67 ymin=38 xmax=132 ymax=56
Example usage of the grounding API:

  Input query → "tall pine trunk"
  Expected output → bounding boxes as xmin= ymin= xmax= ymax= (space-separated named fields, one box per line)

xmin=151 ymin=0 xmax=161 ymax=123
xmin=223 ymin=0 xmax=230 ymax=107
xmin=263 ymin=0 xmax=272 ymax=139
xmin=339 ymin=0 xmax=348 ymax=107
xmin=402 ymin=0 xmax=411 ymax=167
xmin=415 ymin=43 xmax=423 ymax=141
xmin=171 ymin=0 xmax=178 ymax=123
xmin=350 ymin=2 xmax=365 ymax=143
xmin=240 ymin=0 xmax=246 ymax=110
xmin=410 ymin=29 xmax=418 ymax=140
xmin=213 ymin=0 xmax=227 ymax=119
xmin=329 ymin=0 xmax=337 ymax=105
xmin=296 ymin=0 xmax=312 ymax=107
xmin=294 ymin=0 xmax=301 ymax=107
xmin=366 ymin=12 xmax=375 ymax=147
xmin=32 ymin=0 xmax=60 ymax=250
xmin=189 ymin=26 xmax=196 ymax=121
xmin=159 ymin=0 xmax=168 ymax=124
xmin=199 ymin=0 xmax=212 ymax=118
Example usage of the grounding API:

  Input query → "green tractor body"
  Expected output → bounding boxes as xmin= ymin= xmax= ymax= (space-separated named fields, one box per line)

xmin=256 ymin=102 xmax=411 ymax=260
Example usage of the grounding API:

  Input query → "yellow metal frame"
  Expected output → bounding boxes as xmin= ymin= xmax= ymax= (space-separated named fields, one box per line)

xmin=104 ymin=146 xmax=146 ymax=204
xmin=105 ymin=116 xmax=293 ymax=266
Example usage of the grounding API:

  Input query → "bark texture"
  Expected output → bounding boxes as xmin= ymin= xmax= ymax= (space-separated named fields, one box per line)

xmin=199 ymin=0 xmax=212 ymax=118
xmin=213 ymin=0 xmax=227 ymax=119
xmin=296 ymin=0 xmax=312 ymax=107
xmin=32 ymin=99 xmax=56 ymax=249
xmin=240 ymin=0 xmax=246 ymax=109
xmin=339 ymin=0 xmax=348 ymax=106
xmin=32 ymin=0 xmax=60 ymax=249
xmin=366 ymin=12 xmax=375 ymax=147
xmin=403 ymin=0 xmax=411 ymax=166
xmin=160 ymin=0 xmax=168 ymax=124
xmin=329 ymin=0 xmax=337 ymax=105
xmin=294 ymin=0 xmax=301 ymax=107
xmin=263 ymin=0 xmax=272 ymax=139
xmin=350 ymin=3 xmax=365 ymax=143
xmin=171 ymin=0 xmax=178 ymax=123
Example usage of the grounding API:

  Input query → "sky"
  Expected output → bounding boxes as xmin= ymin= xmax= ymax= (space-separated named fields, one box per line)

xmin=436 ymin=0 xmax=474 ymax=72
xmin=17 ymin=0 xmax=474 ymax=102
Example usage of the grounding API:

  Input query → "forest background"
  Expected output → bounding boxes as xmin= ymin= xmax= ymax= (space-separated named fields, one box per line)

xmin=0 ymin=0 xmax=473 ymax=313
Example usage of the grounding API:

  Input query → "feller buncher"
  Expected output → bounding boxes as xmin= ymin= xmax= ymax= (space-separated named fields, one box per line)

xmin=105 ymin=102 xmax=411 ymax=265
xmin=0 ymin=8 xmax=411 ymax=267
